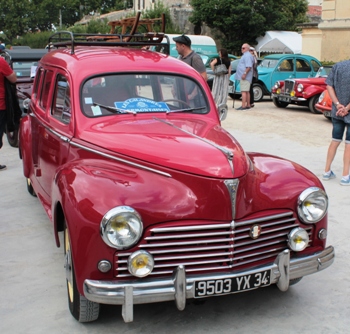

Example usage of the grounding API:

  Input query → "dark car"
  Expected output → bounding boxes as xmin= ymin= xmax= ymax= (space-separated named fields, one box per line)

xmin=3 ymin=48 xmax=47 ymax=147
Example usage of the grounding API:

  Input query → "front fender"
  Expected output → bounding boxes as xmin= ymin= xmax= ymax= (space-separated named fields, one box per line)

xmin=51 ymin=158 xmax=234 ymax=295
xmin=303 ymin=85 xmax=325 ymax=97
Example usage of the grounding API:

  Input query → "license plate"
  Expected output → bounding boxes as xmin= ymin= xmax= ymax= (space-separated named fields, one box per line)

xmin=324 ymin=111 xmax=331 ymax=117
xmin=228 ymin=86 xmax=234 ymax=93
xmin=194 ymin=270 xmax=271 ymax=297
xmin=279 ymin=96 xmax=291 ymax=103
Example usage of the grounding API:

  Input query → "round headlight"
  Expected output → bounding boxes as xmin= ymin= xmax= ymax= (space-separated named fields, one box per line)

xmin=297 ymin=187 xmax=328 ymax=223
xmin=318 ymin=91 xmax=325 ymax=103
xmin=128 ymin=250 xmax=154 ymax=277
xmin=100 ymin=206 xmax=143 ymax=249
xmin=288 ymin=228 xmax=309 ymax=251
xmin=297 ymin=84 xmax=304 ymax=92
xmin=274 ymin=81 xmax=281 ymax=89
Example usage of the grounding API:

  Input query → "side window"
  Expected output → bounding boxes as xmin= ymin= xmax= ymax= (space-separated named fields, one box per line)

xmin=311 ymin=60 xmax=321 ymax=72
xmin=52 ymin=75 xmax=71 ymax=124
xmin=32 ymin=68 xmax=43 ymax=101
xmin=279 ymin=59 xmax=293 ymax=72
xmin=296 ymin=59 xmax=311 ymax=72
xmin=39 ymin=70 xmax=54 ymax=110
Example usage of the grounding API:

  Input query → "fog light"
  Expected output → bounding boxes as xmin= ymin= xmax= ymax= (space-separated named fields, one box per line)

xmin=318 ymin=228 xmax=327 ymax=240
xmin=288 ymin=228 xmax=309 ymax=252
xmin=98 ymin=260 xmax=112 ymax=273
xmin=128 ymin=250 xmax=154 ymax=277
xmin=291 ymin=91 xmax=295 ymax=97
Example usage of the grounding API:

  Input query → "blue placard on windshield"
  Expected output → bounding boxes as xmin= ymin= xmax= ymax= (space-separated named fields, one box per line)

xmin=115 ymin=98 xmax=170 ymax=112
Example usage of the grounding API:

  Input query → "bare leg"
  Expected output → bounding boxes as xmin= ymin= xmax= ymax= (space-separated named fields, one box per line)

xmin=241 ymin=92 xmax=248 ymax=108
xmin=325 ymin=140 xmax=341 ymax=172
xmin=342 ymin=143 xmax=350 ymax=177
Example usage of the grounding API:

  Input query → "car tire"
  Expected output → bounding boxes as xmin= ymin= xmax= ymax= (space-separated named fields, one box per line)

xmin=308 ymin=94 xmax=322 ymax=114
xmin=229 ymin=93 xmax=241 ymax=100
xmin=289 ymin=277 xmax=303 ymax=285
xmin=64 ymin=221 xmax=100 ymax=322
xmin=6 ymin=126 xmax=19 ymax=148
xmin=26 ymin=178 xmax=37 ymax=197
xmin=253 ymin=84 xmax=264 ymax=102
xmin=272 ymin=97 xmax=289 ymax=108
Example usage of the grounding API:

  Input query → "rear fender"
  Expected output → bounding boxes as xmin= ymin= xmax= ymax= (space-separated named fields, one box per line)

xmin=19 ymin=115 xmax=33 ymax=178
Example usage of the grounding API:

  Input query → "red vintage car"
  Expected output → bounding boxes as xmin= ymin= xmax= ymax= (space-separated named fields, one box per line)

xmin=271 ymin=66 xmax=332 ymax=114
xmin=19 ymin=32 xmax=334 ymax=323
xmin=315 ymin=89 xmax=332 ymax=120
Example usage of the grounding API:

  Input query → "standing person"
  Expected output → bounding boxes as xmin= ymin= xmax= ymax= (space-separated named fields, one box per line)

xmin=0 ymin=50 xmax=17 ymax=171
xmin=210 ymin=48 xmax=231 ymax=105
xmin=322 ymin=60 xmax=350 ymax=186
xmin=249 ymin=47 xmax=258 ymax=107
xmin=173 ymin=34 xmax=207 ymax=81
xmin=235 ymin=43 xmax=254 ymax=110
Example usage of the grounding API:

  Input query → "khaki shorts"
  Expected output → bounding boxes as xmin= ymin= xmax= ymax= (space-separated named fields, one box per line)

xmin=240 ymin=80 xmax=251 ymax=92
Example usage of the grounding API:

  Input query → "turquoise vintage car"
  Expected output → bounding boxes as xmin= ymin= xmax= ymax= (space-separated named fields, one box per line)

xmin=228 ymin=54 xmax=322 ymax=102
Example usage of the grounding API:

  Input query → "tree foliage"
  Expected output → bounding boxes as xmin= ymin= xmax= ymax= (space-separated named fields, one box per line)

xmin=190 ymin=0 xmax=309 ymax=54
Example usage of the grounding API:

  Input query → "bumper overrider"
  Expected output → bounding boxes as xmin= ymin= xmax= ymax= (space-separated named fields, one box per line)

xmin=84 ymin=246 xmax=334 ymax=323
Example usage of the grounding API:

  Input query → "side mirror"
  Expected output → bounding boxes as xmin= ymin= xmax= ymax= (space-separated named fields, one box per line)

xmin=217 ymin=103 xmax=228 ymax=121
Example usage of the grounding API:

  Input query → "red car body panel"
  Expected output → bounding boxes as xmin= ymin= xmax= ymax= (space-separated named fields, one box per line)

xmin=19 ymin=36 xmax=334 ymax=323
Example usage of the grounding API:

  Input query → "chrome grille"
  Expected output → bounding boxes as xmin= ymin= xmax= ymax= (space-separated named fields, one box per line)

xmin=115 ymin=211 xmax=313 ymax=278
xmin=283 ymin=80 xmax=295 ymax=95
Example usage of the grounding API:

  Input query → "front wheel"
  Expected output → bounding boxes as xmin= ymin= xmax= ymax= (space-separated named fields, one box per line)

xmin=252 ymin=84 xmax=264 ymax=102
xmin=289 ymin=277 xmax=303 ymax=286
xmin=64 ymin=221 xmax=100 ymax=322
xmin=272 ymin=97 xmax=289 ymax=108
xmin=26 ymin=178 xmax=36 ymax=197
xmin=308 ymin=94 xmax=322 ymax=114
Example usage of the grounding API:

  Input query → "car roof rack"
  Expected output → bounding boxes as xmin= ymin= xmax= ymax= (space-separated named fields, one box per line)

xmin=48 ymin=12 xmax=170 ymax=55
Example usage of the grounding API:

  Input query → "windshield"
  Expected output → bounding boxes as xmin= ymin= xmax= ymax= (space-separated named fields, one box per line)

xmin=12 ymin=61 xmax=38 ymax=77
xmin=315 ymin=66 xmax=332 ymax=78
xmin=81 ymin=74 xmax=209 ymax=117
xmin=259 ymin=59 xmax=279 ymax=68
xmin=199 ymin=54 xmax=209 ymax=65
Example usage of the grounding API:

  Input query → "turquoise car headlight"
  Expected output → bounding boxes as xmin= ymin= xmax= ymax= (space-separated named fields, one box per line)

xmin=100 ymin=206 xmax=143 ymax=249
xmin=297 ymin=187 xmax=328 ymax=223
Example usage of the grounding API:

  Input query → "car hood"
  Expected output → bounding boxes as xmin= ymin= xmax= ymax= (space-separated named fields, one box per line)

xmin=78 ymin=117 xmax=248 ymax=179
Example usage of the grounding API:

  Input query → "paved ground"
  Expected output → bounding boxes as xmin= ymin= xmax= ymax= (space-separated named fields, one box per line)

xmin=0 ymin=98 xmax=349 ymax=334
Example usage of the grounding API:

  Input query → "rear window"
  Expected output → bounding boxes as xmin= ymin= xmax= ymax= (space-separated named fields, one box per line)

xmin=81 ymin=74 xmax=209 ymax=117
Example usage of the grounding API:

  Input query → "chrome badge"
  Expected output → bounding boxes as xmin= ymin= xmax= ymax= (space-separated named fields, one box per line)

xmin=250 ymin=224 xmax=262 ymax=239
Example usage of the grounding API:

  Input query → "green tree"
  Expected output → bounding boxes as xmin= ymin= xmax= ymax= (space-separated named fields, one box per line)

xmin=190 ymin=0 xmax=309 ymax=54
xmin=0 ymin=0 xmax=32 ymax=40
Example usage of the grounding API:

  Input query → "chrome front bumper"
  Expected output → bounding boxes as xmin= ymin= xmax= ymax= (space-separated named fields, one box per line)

xmin=84 ymin=246 xmax=334 ymax=323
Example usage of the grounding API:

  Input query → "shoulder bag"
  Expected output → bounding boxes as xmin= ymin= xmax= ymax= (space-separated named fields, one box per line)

xmin=214 ymin=58 xmax=228 ymax=76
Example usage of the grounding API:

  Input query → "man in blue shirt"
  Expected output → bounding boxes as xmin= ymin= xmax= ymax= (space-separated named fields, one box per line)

xmin=235 ymin=43 xmax=254 ymax=110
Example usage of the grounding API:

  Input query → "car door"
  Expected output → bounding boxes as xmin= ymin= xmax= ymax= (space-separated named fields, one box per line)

xmin=295 ymin=58 xmax=313 ymax=79
xmin=270 ymin=57 xmax=295 ymax=89
xmin=32 ymin=70 xmax=73 ymax=201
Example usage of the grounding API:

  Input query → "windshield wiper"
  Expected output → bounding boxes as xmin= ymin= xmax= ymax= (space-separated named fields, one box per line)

xmin=166 ymin=106 xmax=206 ymax=114
xmin=92 ymin=102 xmax=136 ymax=114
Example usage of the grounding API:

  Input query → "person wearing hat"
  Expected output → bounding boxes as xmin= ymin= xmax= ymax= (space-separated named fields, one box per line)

xmin=173 ymin=34 xmax=207 ymax=81
xmin=0 ymin=46 xmax=17 ymax=171
xmin=249 ymin=46 xmax=258 ymax=107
